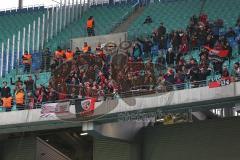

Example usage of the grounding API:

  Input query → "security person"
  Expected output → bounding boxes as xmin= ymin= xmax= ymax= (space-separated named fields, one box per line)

xmin=65 ymin=48 xmax=74 ymax=61
xmin=82 ymin=42 xmax=91 ymax=53
xmin=15 ymin=88 xmax=25 ymax=110
xmin=86 ymin=16 xmax=95 ymax=36
xmin=22 ymin=51 xmax=32 ymax=73
xmin=1 ymin=96 xmax=13 ymax=112
xmin=55 ymin=47 xmax=65 ymax=61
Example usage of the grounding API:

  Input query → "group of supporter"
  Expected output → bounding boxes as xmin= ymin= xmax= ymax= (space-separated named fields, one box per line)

xmin=0 ymin=75 xmax=36 ymax=111
xmin=1 ymin=13 xmax=240 ymax=112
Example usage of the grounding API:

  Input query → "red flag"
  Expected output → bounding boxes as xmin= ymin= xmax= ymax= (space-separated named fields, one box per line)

xmin=204 ymin=46 xmax=229 ymax=58
xmin=208 ymin=81 xmax=221 ymax=88
xmin=217 ymin=50 xmax=229 ymax=57
xmin=75 ymin=98 xmax=96 ymax=115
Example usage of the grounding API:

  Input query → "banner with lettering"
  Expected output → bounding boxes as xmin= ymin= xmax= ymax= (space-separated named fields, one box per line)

xmin=40 ymin=101 xmax=70 ymax=117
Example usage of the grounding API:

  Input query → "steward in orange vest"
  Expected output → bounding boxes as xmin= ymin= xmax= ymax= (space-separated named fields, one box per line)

xmin=1 ymin=97 xmax=13 ymax=112
xmin=82 ymin=42 xmax=91 ymax=53
xmin=55 ymin=47 xmax=65 ymax=60
xmin=86 ymin=16 xmax=95 ymax=36
xmin=65 ymin=48 xmax=74 ymax=61
xmin=22 ymin=51 xmax=32 ymax=73
xmin=96 ymin=44 xmax=105 ymax=59
xmin=15 ymin=88 xmax=25 ymax=111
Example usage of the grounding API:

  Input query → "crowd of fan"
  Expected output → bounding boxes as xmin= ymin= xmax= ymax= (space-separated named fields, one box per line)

xmin=1 ymin=13 xmax=240 ymax=111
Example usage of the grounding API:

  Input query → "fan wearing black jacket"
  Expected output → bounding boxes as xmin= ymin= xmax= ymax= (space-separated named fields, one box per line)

xmin=137 ymin=37 xmax=153 ymax=59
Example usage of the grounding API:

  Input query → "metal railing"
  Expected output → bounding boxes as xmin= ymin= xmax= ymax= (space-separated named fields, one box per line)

xmin=0 ymin=1 xmax=85 ymax=77
xmin=1 ymin=76 xmax=238 ymax=112
xmin=0 ymin=4 xmax=44 ymax=13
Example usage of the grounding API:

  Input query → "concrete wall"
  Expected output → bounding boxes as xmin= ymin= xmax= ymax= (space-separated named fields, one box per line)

xmin=0 ymin=136 xmax=72 ymax=160
xmin=70 ymin=32 xmax=127 ymax=50
xmin=93 ymin=138 xmax=140 ymax=160
xmin=36 ymin=138 xmax=71 ymax=160
xmin=141 ymin=118 xmax=240 ymax=160
xmin=1 ymin=136 xmax=36 ymax=160
xmin=1 ymin=81 xmax=240 ymax=134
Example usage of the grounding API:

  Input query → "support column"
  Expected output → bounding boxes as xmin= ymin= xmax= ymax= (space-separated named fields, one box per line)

xmin=18 ymin=0 xmax=23 ymax=9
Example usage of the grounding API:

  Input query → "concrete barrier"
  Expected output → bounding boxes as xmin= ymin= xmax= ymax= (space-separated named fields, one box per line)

xmin=70 ymin=32 xmax=127 ymax=50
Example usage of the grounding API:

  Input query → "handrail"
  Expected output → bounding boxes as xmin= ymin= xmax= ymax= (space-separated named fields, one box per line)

xmin=2 ymin=77 xmax=236 ymax=112
xmin=110 ymin=0 xmax=140 ymax=32
xmin=0 ymin=4 xmax=45 ymax=13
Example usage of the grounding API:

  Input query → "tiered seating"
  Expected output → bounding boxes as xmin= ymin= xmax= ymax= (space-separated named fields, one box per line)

xmin=0 ymin=7 xmax=46 ymax=44
xmin=203 ymin=0 xmax=240 ymax=27
xmin=128 ymin=0 xmax=202 ymax=39
xmin=0 ymin=7 xmax=46 ymax=76
xmin=203 ymin=0 xmax=240 ymax=73
xmin=0 ymin=71 xmax=51 ymax=112
xmin=0 ymin=72 xmax=51 ymax=91
xmin=45 ymin=4 xmax=133 ymax=51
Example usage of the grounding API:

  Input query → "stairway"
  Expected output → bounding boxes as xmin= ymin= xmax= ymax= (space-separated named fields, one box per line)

xmin=199 ymin=0 xmax=207 ymax=15
xmin=111 ymin=6 xmax=145 ymax=33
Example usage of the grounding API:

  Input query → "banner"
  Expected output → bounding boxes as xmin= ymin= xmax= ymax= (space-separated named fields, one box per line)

xmin=208 ymin=55 xmax=225 ymax=63
xmin=204 ymin=46 xmax=229 ymax=58
xmin=208 ymin=81 xmax=221 ymax=88
xmin=75 ymin=98 xmax=96 ymax=116
xmin=208 ymin=77 xmax=231 ymax=88
xmin=40 ymin=101 xmax=70 ymax=117
xmin=220 ymin=77 xmax=231 ymax=86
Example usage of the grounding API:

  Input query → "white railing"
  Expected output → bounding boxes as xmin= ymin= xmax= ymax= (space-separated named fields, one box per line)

xmin=0 ymin=4 xmax=44 ymax=13
xmin=0 ymin=0 xmax=138 ymax=77
xmin=0 ymin=0 xmax=85 ymax=77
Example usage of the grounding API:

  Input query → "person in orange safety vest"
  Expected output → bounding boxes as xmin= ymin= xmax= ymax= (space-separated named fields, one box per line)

xmin=15 ymin=88 xmax=25 ymax=111
xmin=55 ymin=47 xmax=65 ymax=60
xmin=22 ymin=51 xmax=32 ymax=73
xmin=86 ymin=16 xmax=95 ymax=36
xmin=65 ymin=48 xmax=74 ymax=61
xmin=82 ymin=42 xmax=91 ymax=53
xmin=1 ymin=81 xmax=12 ymax=112
xmin=1 ymin=97 xmax=13 ymax=112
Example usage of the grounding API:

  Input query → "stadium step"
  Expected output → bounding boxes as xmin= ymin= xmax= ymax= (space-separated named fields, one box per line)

xmin=111 ymin=6 xmax=145 ymax=33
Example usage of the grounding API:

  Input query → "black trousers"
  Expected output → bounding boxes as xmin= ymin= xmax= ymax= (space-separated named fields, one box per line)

xmin=24 ymin=64 xmax=31 ymax=73
xmin=16 ymin=104 xmax=25 ymax=111
xmin=5 ymin=107 xmax=12 ymax=112
xmin=87 ymin=27 xmax=95 ymax=36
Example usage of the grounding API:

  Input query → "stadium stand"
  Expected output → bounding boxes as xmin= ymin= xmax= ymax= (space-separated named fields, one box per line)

xmin=2 ymin=1 xmax=240 ymax=160
xmin=45 ymin=3 xmax=134 ymax=51
xmin=203 ymin=0 xmax=240 ymax=27
xmin=0 ymin=3 xmax=136 ymax=77
xmin=127 ymin=0 xmax=202 ymax=38
xmin=0 ymin=6 xmax=45 ymax=43
xmin=0 ymin=7 xmax=46 ymax=77
xmin=0 ymin=0 xmax=240 ymax=113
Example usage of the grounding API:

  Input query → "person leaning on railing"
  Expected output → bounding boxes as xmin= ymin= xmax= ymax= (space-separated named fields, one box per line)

xmin=0 ymin=81 xmax=13 ymax=112
xmin=82 ymin=42 xmax=91 ymax=53
xmin=15 ymin=87 xmax=25 ymax=111
xmin=10 ymin=77 xmax=23 ymax=94
xmin=54 ymin=46 xmax=65 ymax=63
xmin=65 ymin=48 xmax=74 ymax=61
xmin=25 ymin=91 xmax=36 ymax=110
